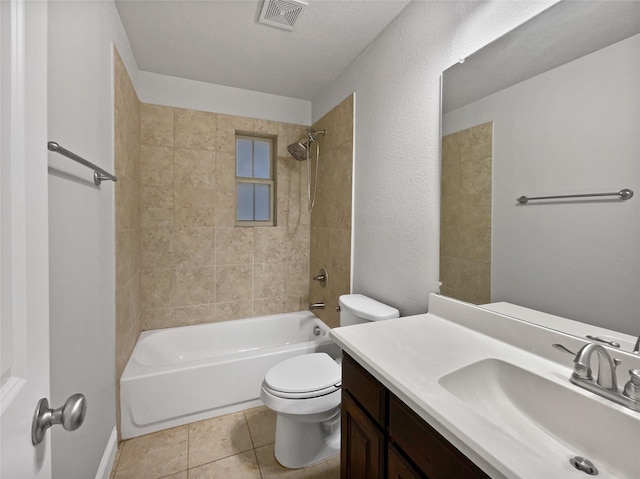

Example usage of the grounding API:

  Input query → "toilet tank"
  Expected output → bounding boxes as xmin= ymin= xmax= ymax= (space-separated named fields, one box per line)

xmin=338 ymin=294 xmax=400 ymax=327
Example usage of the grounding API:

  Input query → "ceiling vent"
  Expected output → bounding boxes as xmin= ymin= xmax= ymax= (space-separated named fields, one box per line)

xmin=258 ymin=0 xmax=307 ymax=31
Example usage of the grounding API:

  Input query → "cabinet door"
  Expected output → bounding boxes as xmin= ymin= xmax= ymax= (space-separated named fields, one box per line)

xmin=341 ymin=391 xmax=385 ymax=479
xmin=388 ymin=444 xmax=425 ymax=479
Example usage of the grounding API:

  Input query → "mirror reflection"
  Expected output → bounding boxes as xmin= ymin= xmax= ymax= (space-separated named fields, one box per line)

xmin=440 ymin=1 xmax=640 ymax=336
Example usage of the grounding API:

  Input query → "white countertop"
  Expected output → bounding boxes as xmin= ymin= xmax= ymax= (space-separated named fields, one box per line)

xmin=330 ymin=294 xmax=640 ymax=479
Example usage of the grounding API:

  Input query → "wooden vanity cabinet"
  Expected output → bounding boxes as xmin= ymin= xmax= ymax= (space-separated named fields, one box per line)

xmin=341 ymin=354 xmax=491 ymax=479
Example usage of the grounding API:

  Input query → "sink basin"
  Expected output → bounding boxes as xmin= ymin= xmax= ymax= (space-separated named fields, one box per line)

xmin=439 ymin=359 xmax=640 ymax=478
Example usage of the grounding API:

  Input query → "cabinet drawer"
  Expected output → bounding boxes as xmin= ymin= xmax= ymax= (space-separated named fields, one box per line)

xmin=342 ymin=354 xmax=387 ymax=427
xmin=388 ymin=395 xmax=490 ymax=479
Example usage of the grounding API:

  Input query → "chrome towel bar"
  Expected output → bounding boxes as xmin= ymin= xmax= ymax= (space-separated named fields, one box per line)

xmin=517 ymin=188 xmax=633 ymax=204
xmin=48 ymin=141 xmax=117 ymax=186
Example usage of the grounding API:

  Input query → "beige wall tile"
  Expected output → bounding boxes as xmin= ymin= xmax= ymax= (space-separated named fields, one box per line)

xmin=175 ymin=108 xmax=217 ymax=150
xmin=287 ymin=225 xmax=310 ymax=263
xmin=173 ymin=304 xmax=215 ymax=327
xmin=141 ymin=226 xmax=175 ymax=268
xmin=174 ymin=227 xmax=215 ymax=267
xmin=141 ymin=268 xmax=174 ymax=311
xmin=329 ymin=229 xmax=351 ymax=276
xmin=216 ymin=114 xmax=237 ymax=153
xmin=141 ymin=103 xmax=174 ymax=147
xmin=116 ymin=230 xmax=133 ymax=287
xmin=216 ymin=227 xmax=254 ymax=265
xmin=142 ymin=308 xmax=174 ymax=331
xmin=174 ymin=149 xmax=215 ymax=187
xmin=174 ymin=186 xmax=216 ymax=227
xmin=216 ymin=264 xmax=253 ymax=302
xmin=440 ymin=121 xmax=492 ymax=305
xmin=115 ymin=175 xmax=139 ymax=232
xmin=254 ymin=227 xmax=288 ymax=264
xmin=308 ymin=95 xmax=354 ymax=329
xmin=215 ymin=301 xmax=253 ymax=322
xmin=132 ymin=102 xmax=311 ymax=330
xmin=286 ymin=295 xmax=309 ymax=313
xmin=310 ymin=227 xmax=330 ymax=267
xmin=252 ymin=298 xmax=286 ymax=317
xmin=253 ymin=263 xmax=287 ymax=299
xmin=140 ymin=144 xmax=174 ymax=187
xmin=114 ymin=50 xmax=141 ymax=415
xmin=141 ymin=187 xmax=174 ymax=228
xmin=287 ymin=262 xmax=309 ymax=297
xmin=174 ymin=266 xmax=215 ymax=306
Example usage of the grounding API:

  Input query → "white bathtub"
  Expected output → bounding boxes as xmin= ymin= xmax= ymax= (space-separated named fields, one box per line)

xmin=120 ymin=311 xmax=338 ymax=439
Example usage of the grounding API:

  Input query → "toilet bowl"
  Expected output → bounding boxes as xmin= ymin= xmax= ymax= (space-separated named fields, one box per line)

xmin=260 ymin=352 xmax=341 ymax=468
xmin=260 ymin=294 xmax=399 ymax=468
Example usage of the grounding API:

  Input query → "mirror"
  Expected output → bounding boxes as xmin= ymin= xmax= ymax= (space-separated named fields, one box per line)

xmin=440 ymin=1 xmax=640 ymax=337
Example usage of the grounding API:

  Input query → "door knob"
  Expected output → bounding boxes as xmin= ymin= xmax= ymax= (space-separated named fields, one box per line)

xmin=31 ymin=393 xmax=87 ymax=445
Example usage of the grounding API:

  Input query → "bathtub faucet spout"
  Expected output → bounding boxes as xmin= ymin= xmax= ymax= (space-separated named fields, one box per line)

xmin=309 ymin=303 xmax=325 ymax=310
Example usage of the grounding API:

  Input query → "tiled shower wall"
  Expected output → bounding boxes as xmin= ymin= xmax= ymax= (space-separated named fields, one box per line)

xmin=114 ymin=50 xmax=141 ymax=380
xmin=440 ymin=121 xmax=492 ymax=304
xmin=138 ymin=105 xmax=311 ymax=330
xmin=309 ymin=95 xmax=354 ymax=327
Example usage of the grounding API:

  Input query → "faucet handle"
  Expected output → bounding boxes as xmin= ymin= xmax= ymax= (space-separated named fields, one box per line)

xmin=623 ymin=369 xmax=640 ymax=401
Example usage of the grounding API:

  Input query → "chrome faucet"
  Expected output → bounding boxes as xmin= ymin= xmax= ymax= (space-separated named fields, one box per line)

xmin=572 ymin=343 xmax=618 ymax=390
xmin=565 ymin=342 xmax=640 ymax=412
xmin=309 ymin=302 xmax=325 ymax=310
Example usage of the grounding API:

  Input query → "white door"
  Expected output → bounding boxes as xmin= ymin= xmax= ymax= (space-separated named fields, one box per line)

xmin=0 ymin=1 xmax=51 ymax=478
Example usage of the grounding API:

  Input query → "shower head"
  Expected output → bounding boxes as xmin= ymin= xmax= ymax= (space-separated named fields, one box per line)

xmin=287 ymin=141 xmax=309 ymax=161
xmin=287 ymin=129 xmax=327 ymax=161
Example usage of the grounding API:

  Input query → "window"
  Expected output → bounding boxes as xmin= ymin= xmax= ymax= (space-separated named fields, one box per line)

xmin=236 ymin=135 xmax=275 ymax=225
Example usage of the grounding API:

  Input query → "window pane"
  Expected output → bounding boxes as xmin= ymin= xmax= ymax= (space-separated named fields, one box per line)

xmin=237 ymin=183 xmax=254 ymax=220
xmin=254 ymin=141 xmax=270 ymax=179
xmin=236 ymin=139 xmax=253 ymax=177
xmin=254 ymin=184 xmax=271 ymax=221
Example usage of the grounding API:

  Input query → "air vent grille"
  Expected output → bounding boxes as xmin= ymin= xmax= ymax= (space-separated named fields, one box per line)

xmin=258 ymin=0 xmax=307 ymax=31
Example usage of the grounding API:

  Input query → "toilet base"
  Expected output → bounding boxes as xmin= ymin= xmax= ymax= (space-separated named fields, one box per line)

xmin=273 ymin=410 xmax=341 ymax=469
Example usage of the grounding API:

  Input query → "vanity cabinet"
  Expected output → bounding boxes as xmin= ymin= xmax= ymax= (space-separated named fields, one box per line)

xmin=341 ymin=354 xmax=490 ymax=479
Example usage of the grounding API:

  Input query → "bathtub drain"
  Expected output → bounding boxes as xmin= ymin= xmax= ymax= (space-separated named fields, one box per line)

xmin=570 ymin=456 xmax=598 ymax=475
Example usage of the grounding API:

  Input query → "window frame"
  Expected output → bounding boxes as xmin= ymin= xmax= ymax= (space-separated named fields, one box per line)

xmin=235 ymin=133 xmax=276 ymax=227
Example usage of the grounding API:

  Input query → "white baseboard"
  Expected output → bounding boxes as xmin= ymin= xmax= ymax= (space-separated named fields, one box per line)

xmin=95 ymin=427 xmax=118 ymax=479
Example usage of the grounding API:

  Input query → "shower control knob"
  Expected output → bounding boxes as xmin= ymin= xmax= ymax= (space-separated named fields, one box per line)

xmin=32 ymin=393 xmax=87 ymax=445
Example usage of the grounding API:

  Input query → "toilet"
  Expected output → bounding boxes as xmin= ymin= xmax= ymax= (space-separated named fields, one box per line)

xmin=260 ymin=294 xmax=400 ymax=468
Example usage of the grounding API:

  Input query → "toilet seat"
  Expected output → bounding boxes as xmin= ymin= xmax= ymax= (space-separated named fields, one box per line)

xmin=264 ymin=353 xmax=341 ymax=399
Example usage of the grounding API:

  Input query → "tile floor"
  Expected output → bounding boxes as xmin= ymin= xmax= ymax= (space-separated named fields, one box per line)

xmin=111 ymin=406 xmax=340 ymax=479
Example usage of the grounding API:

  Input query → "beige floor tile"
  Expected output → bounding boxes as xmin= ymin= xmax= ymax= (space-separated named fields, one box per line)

xmin=159 ymin=473 xmax=187 ymax=479
xmin=326 ymin=454 xmax=340 ymax=479
xmin=187 ymin=451 xmax=261 ymax=479
xmin=114 ymin=426 xmax=188 ymax=479
xmin=188 ymin=411 xmax=254 ymax=468
xmin=255 ymin=444 xmax=334 ymax=479
xmin=245 ymin=406 xmax=276 ymax=448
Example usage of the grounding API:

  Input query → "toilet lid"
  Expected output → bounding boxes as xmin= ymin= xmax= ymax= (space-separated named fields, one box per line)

xmin=264 ymin=353 xmax=341 ymax=394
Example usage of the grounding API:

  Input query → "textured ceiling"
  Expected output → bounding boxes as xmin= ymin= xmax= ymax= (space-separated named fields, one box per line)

xmin=115 ymin=0 xmax=411 ymax=100
xmin=443 ymin=1 xmax=640 ymax=113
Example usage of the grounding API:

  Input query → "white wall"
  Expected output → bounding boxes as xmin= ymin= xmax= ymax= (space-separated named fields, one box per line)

xmin=311 ymin=0 xmax=556 ymax=315
xmin=443 ymin=34 xmax=640 ymax=335
xmin=139 ymin=71 xmax=311 ymax=125
xmin=47 ymin=1 xmax=138 ymax=478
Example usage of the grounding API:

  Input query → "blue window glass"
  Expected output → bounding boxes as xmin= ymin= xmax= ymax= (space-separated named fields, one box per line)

xmin=253 ymin=141 xmax=270 ymax=179
xmin=254 ymin=184 xmax=271 ymax=221
xmin=236 ymin=139 xmax=253 ymax=177
xmin=237 ymin=183 xmax=254 ymax=221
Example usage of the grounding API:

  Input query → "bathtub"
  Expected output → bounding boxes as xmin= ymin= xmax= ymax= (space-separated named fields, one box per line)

xmin=120 ymin=311 xmax=338 ymax=439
